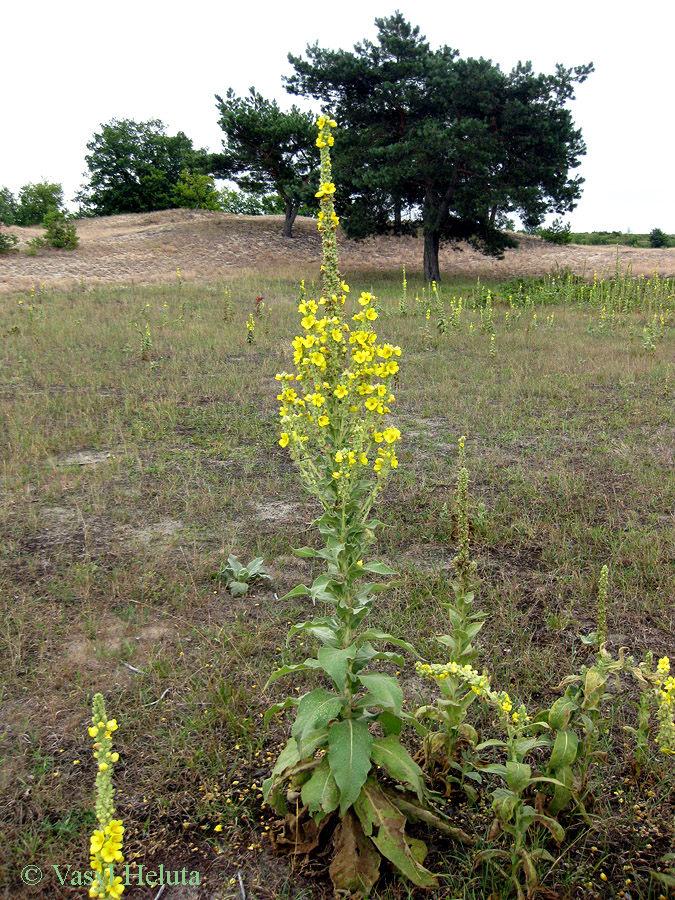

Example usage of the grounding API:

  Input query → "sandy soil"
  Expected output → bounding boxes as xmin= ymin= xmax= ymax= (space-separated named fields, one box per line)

xmin=2 ymin=208 xmax=675 ymax=294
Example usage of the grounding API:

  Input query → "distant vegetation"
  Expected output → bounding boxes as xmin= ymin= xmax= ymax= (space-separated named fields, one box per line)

xmin=568 ymin=229 xmax=673 ymax=248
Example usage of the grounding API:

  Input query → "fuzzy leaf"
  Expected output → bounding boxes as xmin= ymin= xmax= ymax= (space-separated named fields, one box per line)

xmin=354 ymin=780 xmax=438 ymax=889
xmin=371 ymin=735 xmax=425 ymax=800
xmin=263 ymin=696 xmax=299 ymax=725
xmin=228 ymin=580 xmax=249 ymax=597
xmin=328 ymin=719 xmax=373 ymax=814
xmin=317 ymin=645 xmax=356 ymax=689
xmin=264 ymin=660 xmax=318 ymax=688
xmin=549 ymin=729 xmax=579 ymax=769
xmin=532 ymin=813 xmax=565 ymax=844
xmin=226 ymin=554 xmax=245 ymax=575
xmin=279 ymin=583 xmax=310 ymax=599
xmin=506 ymin=760 xmax=532 ymax=794
xmin=301 ymin=756 xmax=340 ymax=819
xmin=360 ymin=560 xmax=397 ymax=575
xmin=289 ymin=619 xmax=341 ymax=647
xmin=357 ymin=673 xmax=403 ymax=713
xmin=294 ymin=546 xmax=320 ymax=558
xmin=292 ymin=689 xmax=345 ymax=750
xmin=547 ymin=697 xmax=577 ymax=730
xmin=358 ymin=629 xmax=418 ymax=655
xmin=245 ymin=557 xmax=267 ymax=576
xmin=377 ymin=710 xmax=403 ymax=736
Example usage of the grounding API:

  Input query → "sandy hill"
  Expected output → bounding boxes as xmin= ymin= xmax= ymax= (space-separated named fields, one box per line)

xmin=2 ymin=208 xmax=674 ymax=294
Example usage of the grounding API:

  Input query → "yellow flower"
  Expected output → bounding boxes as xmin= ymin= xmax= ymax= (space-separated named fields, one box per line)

xmin=90 ymin=830 xmax=106 ymax=853
xmin=334 ymin=385 xmax=348 ymax=399
xmin=364 ymin=397 xmax=379 ymax=411
xmin=317 ymin=115 xmax=326 ymax=129
xmin=318 ymin=415 xmax=329 ymax=427
xmin=108 ymin=877 xmax=125 ymax=899
xmin=331 ymin=329 xmax=342 ymax=342
xmin=315 ymin=182 xmax=336 ymax=198
xmin=108 ymin=821 xmax=124 ymax=841
xmin=358 ymin=292 xmax=372 ymax=306
xmin=365 ymin=308 xmax=378 ymax=321
xmin=279 ymin=433 xmax=289 ymax=448
xmin=359 ymin=453 xmax=368 ymax=465
xmin=382 ymin=427 xmax=401 ymax=444
xmin=100 ymin=840 xmax=123 ymax=864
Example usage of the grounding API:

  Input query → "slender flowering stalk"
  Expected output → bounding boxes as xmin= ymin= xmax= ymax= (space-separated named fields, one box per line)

xmin=88 ymin=694 xmax=124 ymax=900
xmin=315 ymin=116 xmax=341 ymax=305
xmin=277 ymin=117 xmax=401 ymax=517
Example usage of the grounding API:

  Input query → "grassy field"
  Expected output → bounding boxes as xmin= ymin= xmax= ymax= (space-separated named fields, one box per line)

xmin=1 ymin=268 xmax=674 ymax=900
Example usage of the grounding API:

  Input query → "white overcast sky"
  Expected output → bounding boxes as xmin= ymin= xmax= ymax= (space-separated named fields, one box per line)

xmin=3 ymin=0 xmax=673 ymax=232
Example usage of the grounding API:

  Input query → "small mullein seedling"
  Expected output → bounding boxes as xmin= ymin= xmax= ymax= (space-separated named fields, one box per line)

xmin=216 ymin=554 xmax=272 ymax=597
xmin=88 ymin=694 xmax=125 ymax=899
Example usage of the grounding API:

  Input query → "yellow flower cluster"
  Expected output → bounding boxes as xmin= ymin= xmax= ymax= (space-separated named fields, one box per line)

xmin=90 ymin=821 xmax=125 ymax=899
xmin=416 ymin=661 xmax=523 ymax=723
xmin=655 ymin=657 xmax=675 ymax=753
xmin=276 ymin=287 xmax=401 ymax=486
xmin=277 ymin=116 xmax=402 ymax=504
xmin=88 ymin=695 xmax=124 ymax=899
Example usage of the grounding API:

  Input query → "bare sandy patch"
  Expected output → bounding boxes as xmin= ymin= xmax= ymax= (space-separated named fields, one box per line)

xmin=2 ymin=208 xmax=674 ymax=294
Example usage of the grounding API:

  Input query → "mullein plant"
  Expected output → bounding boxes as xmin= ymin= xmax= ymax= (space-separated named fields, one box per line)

xmin=399 ymin=265 xmax=407 ymax=315
xmin=264 ymin=115 xmax=470 ymax=897
xmin=88 ymin=694 xmax=125 ymax=899
xmin=414 ymin=438 xmax=486 ymax=797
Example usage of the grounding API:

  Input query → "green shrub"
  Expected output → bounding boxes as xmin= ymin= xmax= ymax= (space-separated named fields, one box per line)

xmin=0 ymin=228 xmax=18 ymax=254
xmin=537 ymin=218 xmax=572 ymax=245
xmin=42 ymin=211 xmax=79 ymax=249
xmin=649 ymin=227 xmax=669 ymax=248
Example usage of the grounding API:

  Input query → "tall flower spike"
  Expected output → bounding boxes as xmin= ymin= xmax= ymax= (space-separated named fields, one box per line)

xmin=88 ymin=693 xmax=125 ymax=899
xmin=315 ymin=116 xmax=341 ymax=306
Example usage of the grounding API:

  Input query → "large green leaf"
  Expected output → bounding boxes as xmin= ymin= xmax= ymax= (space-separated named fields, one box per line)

xmin=548 ymin=696 xmax=577 ymax=730
xmin=360 ymin=560 xmax=397 ymax=575
xmin=357 ymin=673 xmax=403 ymax=713
xmin=505 ymin=761 xmax=532 ymax=794
xmin=549 ymin=729 xmax=579 ymax=769
xmin=358 ymin=629 xmax=418 ymax=655
xmin=328 ymin=719 xmax=373 ymax=814
xmin=289 ymin=617 xmax=340 ymax=647
xmin=264 ymin=659 xmax=319 ymax=688
xmin=301 ymin=756 xmax=340 ymax=820
xmin=228 ymin=580 xmax=249 ymax=597
xmin=371 ymin=735 xmax=425 ymax=800
xmin=296 ymin=726 xmax=331 ymax=759
xmin=354 ymin=780 xmax=438 ymax=889
xmin=292 ymin=689 xmax=344 ymax=749
xmin=317 ymin=645 xmax=356 ymax=689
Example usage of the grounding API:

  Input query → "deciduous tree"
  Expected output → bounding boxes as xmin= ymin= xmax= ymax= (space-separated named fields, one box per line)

xmin=77 ymin=119 xmax=208 ymax=216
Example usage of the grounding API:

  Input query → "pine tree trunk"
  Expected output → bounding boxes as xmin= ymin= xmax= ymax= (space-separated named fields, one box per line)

xmin=283 ymin=200 xmax=299 ymax=238
xmin=423 ymin=229 xmax=441 ymax=283
xmin=393 ymin=195 xmax=402 ymax=235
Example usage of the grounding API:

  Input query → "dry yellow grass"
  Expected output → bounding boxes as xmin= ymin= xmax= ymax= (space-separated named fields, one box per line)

xmin=2 ymin=208 xmax=675 ymax=294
